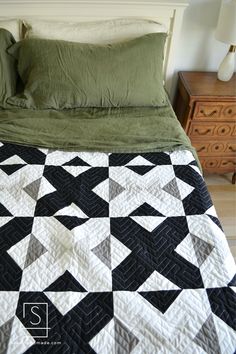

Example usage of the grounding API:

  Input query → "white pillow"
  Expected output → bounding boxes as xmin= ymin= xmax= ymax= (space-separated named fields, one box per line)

xmin=0 ymin=18 xmax=21 ymax=41
xmin=23 ymin=18 xmax=167 ymax=44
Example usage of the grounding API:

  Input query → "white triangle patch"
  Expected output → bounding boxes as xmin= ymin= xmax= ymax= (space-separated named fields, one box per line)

xmin=231 ymin=287 xmax=236 ymax=294
xmin=62 ymin=166 xmax=91 ymax=177
xmin=110 ymin=235 xmax=131 ymax=270
xmin=138 ymin=271 xmax=180 ymax=291
xmin=38 ymin=177 xmax=56 ymax=199
xmin=0 ymin=292 xmax=19 ymax=325
xmin=89 ymin=319 xmax=115 ymax=353
xmin=92 ymin=179 xmax=109 ymax=202
xmin=175 ymin=233 xmax=199 ymax=267
xmin=205 ymin=206 xmax=218 ymax=217
xmin=176 ymin=177 xmax=194 ymax=200
xmin=0 ymin=217 xmax=13 ymax=228
xmin=126 ymin=156 xmax=154 ymax=166
xmin=45 ymin=291 xmax=87 ymax=315
xmin=7 ymin=234 xmax=31 ymax=269
xmin=190 ymin=165 xmax=202 ymax=175
xmin=54 ymin=203 xmax=88 ymax=218
xmin=130 ymin=216 xmax=166 ymax=232
xmin=0 ymin=155 xmax=26 ymax=165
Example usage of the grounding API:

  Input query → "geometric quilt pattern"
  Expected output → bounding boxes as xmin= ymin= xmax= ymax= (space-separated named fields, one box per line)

xmin=0 ymin=142 xmax=235 ymax=353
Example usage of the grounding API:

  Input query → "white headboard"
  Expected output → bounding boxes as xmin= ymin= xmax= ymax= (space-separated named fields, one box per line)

xmin=0 ymin=0 xmax=188 ymax=101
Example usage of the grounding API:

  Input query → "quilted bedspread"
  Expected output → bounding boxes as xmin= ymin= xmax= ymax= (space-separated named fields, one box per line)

xmin=0 ymin=142 xmax=235 ymax=354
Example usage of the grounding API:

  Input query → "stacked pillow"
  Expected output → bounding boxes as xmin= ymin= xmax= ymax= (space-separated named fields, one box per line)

xmin=0 ymin=28 xmax=17 ymax=108
xmin=0 ymin=19 xmax=21 ymax=108
xmin=23 ymin=18 xmax=166 ymax=44
xmin=0 ymin=18 xmax=168 ymax=110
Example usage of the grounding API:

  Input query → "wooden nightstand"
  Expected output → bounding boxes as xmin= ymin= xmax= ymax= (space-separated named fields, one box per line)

xmin=174 ymin=71 xmax=236 ymax=184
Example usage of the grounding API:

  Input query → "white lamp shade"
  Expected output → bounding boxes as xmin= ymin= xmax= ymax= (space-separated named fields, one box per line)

xmin=215 ymin=0 xmax=236 ymax=45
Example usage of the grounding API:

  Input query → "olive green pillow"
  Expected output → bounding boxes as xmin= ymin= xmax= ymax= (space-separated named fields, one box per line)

xmin=7 ymin=33 xmax=167 ymax=109
xmin=0 ymin=28 xmax=17 ymax=108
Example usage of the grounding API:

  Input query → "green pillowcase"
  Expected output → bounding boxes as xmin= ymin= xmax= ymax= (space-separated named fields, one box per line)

xmin=0 ymin=28 xmax=17 ymax=108
xmin=7 ymin=33 xmax=167 ymax=109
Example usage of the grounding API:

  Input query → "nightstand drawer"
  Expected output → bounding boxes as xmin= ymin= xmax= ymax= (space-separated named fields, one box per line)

xmin=200 ymin=157 xmax=236 ymax=172
xmin=193 ymin=102 xmax=236 ymax=120
xmin=193 ymin=141 xmax=236 ymax=155
xmin=189 ymin=122 xmax=235 ymax=138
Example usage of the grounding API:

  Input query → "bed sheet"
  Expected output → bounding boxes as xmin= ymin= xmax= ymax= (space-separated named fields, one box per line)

xmin=0 ymin=142 xmax=235 ymax=354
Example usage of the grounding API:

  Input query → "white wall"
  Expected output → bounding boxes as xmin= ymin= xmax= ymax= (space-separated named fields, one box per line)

xmin=176 ymin=0 xmax=236 ymax=72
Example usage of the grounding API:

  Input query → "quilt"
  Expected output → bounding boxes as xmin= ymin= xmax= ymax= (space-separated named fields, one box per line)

xmin=0 ymin=142 xmax=235 ymax=354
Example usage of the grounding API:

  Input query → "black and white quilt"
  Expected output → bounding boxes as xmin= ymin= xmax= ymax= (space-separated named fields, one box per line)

xmin=0 ymin=142 xmax=235 ymax=354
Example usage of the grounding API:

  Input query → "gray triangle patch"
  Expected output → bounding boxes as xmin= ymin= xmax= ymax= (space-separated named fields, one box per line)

xmin=23 ymin=178 xmax=41 ymax=201
xmin=109 ymin=179 xmax=125 ymax=201
xmin=92 ymin=236 xmax=111 ymax=269
xmin=0 ymin=317 xmax=14 ymax=354
xmin=191 ymin=234 xmax=214 ymax=266
xmin=114 ymin=317 xmax=139 ymax=354
xmin=47 ymin=149 xmax=55 ymax=154
xmin=194 ymin=314 xmax=221 ymax=354
xmin=24 ymin=234 xmax=47 ymax=268
xmin=163 ymin=178 xmax=181 ymax=200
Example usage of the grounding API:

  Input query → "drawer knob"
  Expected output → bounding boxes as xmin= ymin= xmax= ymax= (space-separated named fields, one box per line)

xmin=229 ymin=146 xmax=236 ymax=152
xmin=199 ymin=109 xmax=217 ymax=117
xmin=194 ymin=128 xmax=211 ymax=135
xmin=221 ymin=129 xmax=226 ymax=133
xmin=228 ymin=109 xmax=232 ymax=114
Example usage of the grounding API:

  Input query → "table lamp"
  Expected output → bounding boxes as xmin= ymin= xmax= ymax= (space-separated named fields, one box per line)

xmin=215 ymin=0 xmax=236 ymax=81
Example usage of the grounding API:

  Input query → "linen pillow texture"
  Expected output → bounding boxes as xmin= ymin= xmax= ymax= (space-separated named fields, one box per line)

xmin=0 ymin=28 xmax=17 ymax=108
xmin=7 ymin=33 xmax=167 ymax=109
xmin=23 ymin=18 xmax=166 ymax=44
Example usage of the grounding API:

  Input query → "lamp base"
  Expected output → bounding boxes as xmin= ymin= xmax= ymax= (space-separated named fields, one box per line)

xmin=217 ymin=45 xmax=236 ymax=82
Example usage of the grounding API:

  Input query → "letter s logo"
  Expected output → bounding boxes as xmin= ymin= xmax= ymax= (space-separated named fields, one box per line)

xmin=30 ymin=306 xmax=41 ymax=326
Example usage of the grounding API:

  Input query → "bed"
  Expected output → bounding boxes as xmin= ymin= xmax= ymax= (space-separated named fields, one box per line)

xmin=0 ymin=1 xmax=236 ymax=354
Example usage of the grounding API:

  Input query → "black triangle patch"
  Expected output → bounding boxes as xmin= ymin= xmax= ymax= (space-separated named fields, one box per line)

xmin=189 ymin=160 xmax=198 ymax=166
xmin=207 ymin=215 xmax=223 ymax=231
xmin=55 ymin=216 xmax=89 ymax=230
xmin=228 ymin=274 xmax=236 ymax=287
xmin=127 ymin=165 xmax=155 ymax=176
xmin=0 ymin=164 xmax=26 ymax=175
xmin=0 ymin=203 xmax=12 ymax=216
xmin=129 ymin=203 xmax=164 ymax=216
xmin=63 ymin=156 xmax=90 ymax=166
xmin=139 ymin=290 xmax=182 ymax=314
xmin=44 ymin=271 xmax=87 ymax=292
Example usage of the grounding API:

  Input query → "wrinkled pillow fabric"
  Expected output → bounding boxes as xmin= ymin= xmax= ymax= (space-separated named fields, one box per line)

xmin=7 ymin=33 xmax=167 ymax=109
xmin=0 ymin=28 xmax=17 ymax=108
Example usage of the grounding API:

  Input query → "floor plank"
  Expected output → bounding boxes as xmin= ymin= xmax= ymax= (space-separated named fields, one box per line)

xmin=204 ymin=173 xmax=236 ymax=261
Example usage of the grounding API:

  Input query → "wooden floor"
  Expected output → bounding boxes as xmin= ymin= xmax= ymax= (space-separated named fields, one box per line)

xmin=204 ymin=173 xmax=236 ymax=262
